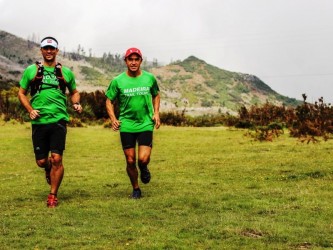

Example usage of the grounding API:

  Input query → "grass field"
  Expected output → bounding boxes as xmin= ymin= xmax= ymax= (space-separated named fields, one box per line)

xmin=0 ymin=122 xmax=333 ymax=249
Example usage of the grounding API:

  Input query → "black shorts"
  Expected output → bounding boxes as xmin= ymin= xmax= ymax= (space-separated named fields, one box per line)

xmin=120 ymin=131 xmax=153 ymax=150
xmin=32 ymin=120 xmax=67 ymax=160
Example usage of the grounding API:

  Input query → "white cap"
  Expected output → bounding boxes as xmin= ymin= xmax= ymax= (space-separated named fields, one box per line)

xmin=41 ymin=38 xmax=58 ymax=48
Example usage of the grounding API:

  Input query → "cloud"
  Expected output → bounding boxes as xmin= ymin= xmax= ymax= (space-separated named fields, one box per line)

xmin=1 ymin=0 xmax=333 ymax=102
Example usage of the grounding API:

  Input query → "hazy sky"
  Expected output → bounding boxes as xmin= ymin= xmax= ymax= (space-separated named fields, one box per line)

xmin=1 ymin=0 xmax=333 ymax=102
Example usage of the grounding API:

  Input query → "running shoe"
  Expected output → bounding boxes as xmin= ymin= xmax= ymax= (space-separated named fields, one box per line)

xmin=132 ymin=188 xmax=142 ymax=199
xmin=139 ymin=166 xmax=151 ymax=184
xmin=47 ymin=194 xmax=58 ymax=208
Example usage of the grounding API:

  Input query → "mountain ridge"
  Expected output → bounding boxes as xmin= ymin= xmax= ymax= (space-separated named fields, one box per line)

xmin=0 ymin=30 xmax=299 ymax=115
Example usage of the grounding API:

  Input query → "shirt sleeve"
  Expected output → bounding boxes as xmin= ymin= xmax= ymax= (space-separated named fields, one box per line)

xmin=19 ymin=64 xmax=37 ymax=90
xmin=105 ymin=79 xmax=119 ymax=101
xmin=62 ymin=67 xmax=76 ymax=92
xmin=150 ymin=76 xmax=160 ymax=97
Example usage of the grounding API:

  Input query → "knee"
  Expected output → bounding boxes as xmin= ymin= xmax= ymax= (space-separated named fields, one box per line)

xmin=125 ymin=156 xmax=136 ymax=167
xmin=36 ymin=158 xmax=48 ymax=168
xmin=50 ymin=153 xmax=63 ymax=167
xmin=138 ymin=157 xmax=150 ymax=167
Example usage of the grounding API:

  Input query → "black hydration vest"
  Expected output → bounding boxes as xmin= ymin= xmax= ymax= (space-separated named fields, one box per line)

xmin=29 ymin=61 xmax=67 ymax=96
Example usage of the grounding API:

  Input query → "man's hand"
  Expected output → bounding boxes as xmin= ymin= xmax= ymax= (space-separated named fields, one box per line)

xmin=111 ymin=119 xmax=121 ymax=131
xmin=153 ymin=114 xmax=160 ymax=129
xmin=29 ymin=110 xmax=40 ymax=120
xmin=73 ymin=103 xmax=83 ymax=113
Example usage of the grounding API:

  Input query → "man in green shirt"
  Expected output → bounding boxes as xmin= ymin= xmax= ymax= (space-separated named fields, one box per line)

xmin=18 ymin=36 xmax=83 ymax=208
xmin=105 ymin=47 xmax=160 ymax=199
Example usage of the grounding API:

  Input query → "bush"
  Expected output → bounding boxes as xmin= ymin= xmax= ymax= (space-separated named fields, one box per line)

xmin=288 ymin=94 xmax=333 ymax=139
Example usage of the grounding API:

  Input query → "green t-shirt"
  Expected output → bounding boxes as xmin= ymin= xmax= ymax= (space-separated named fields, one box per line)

xmin=105 ymin=70 xmax=159 ymax=132
xmin=19 ymin=63 xmax=77 ymax=125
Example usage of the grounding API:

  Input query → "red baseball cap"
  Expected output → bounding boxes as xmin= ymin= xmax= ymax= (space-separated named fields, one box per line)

xmin=124 ymin=47 xmax=142 ymax=58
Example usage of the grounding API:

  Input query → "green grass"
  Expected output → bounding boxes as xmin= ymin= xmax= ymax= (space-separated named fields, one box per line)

xmin=1 ymin=122 xmax=333 ymax=249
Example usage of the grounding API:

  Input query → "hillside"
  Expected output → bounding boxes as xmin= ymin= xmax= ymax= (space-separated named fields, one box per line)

xmin=0 ymin=30 xmax=299 ymax=115
xmin=0 ymin=31 xmax=113 ymax=92
xmin=151 ymin=57 xmax=299 ymax=115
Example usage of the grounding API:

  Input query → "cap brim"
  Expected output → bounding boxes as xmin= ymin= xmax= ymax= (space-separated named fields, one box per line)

xmin=125 ymin=52 xmax=142 ymax=58
xmin=41 ymin=45 xmax=57 ymax=48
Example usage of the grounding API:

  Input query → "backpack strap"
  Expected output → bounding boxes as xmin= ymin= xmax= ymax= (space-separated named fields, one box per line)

xmin=30 ymin=61 xmax=44 ymax=96
xmin=55 ymin=62 xmax=67 ymax=94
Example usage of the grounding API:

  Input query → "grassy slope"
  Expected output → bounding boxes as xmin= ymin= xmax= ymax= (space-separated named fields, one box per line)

xmin=0 ymin=122 xmax=332 ymax=249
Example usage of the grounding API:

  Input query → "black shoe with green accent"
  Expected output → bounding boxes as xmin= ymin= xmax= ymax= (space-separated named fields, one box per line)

xmin=132 ymin=188 xmax=141 ymax=199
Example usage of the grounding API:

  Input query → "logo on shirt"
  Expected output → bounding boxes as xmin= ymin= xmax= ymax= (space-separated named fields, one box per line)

xmin=123 ymin=87 xmax=149 ymax=96
xmin=43 ymin=70 xmax=58 ymax=85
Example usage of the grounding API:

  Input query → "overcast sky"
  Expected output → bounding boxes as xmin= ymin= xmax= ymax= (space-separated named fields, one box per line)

xmin=1 ymin=0 xmax=333 ymax=103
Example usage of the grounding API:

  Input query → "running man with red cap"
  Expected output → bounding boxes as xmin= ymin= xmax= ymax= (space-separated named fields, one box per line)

xmin=105 ymin=47 xmax=160 ymax=199
xmin=18 ymin=36 xmax=83 ymax=208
